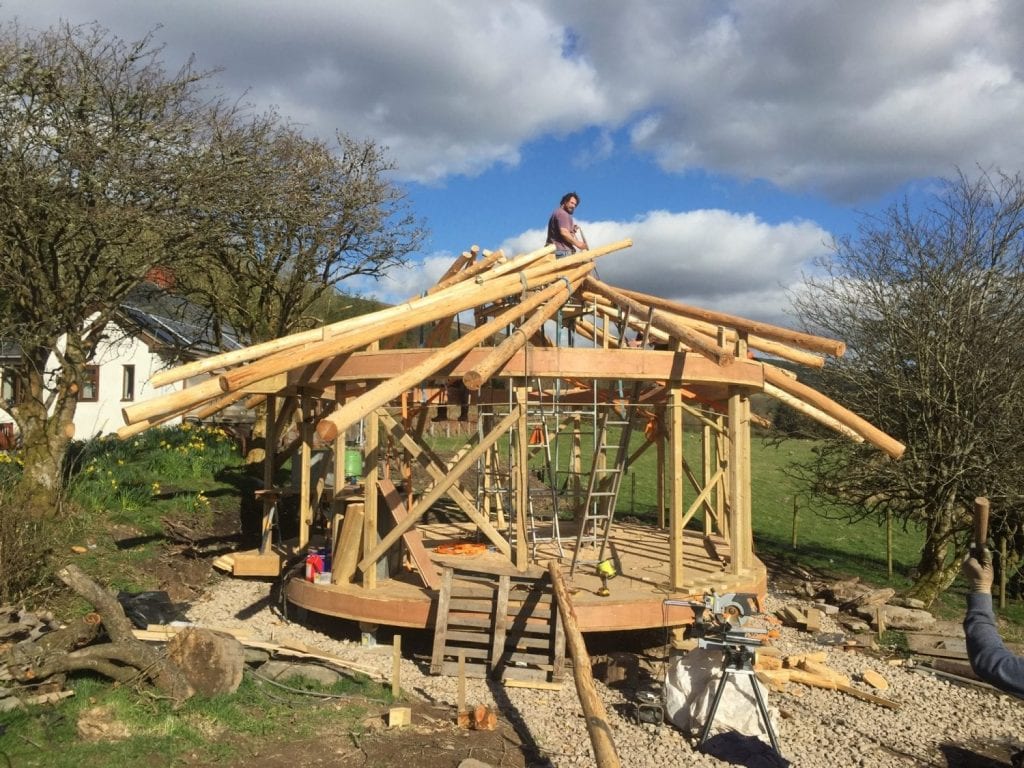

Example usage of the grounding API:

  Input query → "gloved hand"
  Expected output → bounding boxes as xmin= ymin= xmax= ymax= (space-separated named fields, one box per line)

xmin=962 ymin=549 xmax=994 ymax=593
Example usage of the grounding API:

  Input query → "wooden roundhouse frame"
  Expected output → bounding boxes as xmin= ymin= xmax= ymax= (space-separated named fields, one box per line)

xmin=120 ymin=240 xmax=904 ymax=634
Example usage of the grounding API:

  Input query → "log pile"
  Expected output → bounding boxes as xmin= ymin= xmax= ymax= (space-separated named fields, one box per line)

xmin=0 ymin=566 xmax=388 ymax=712
xmin=755 ymin=650 xmax=899 ymax=710
xmin=1 ymin=565 xmax=194 ymax=706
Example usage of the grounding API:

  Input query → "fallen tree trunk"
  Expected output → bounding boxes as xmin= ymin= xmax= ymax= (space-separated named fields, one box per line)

xmin=3 ymin=565 xmax=194 ymax=705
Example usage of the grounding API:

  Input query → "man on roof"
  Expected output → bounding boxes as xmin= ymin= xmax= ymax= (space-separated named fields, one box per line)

xmin=546 ymin=192 xmax=588 ymax=258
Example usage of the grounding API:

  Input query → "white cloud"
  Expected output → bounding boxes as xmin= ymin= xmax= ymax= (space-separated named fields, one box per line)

xmin=498 ymin=209 xmax=830 ymax=326
xmin=569 ymin=0 xmax=1024 ymax=200
xmin=8 ymin=1 xmax=1024 ymax=199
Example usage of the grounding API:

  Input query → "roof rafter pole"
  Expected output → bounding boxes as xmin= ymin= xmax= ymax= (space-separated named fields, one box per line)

xmin=585 ymin=291 xmax=826 ymax=369
xmin=583 ymin=277 xmax=735 ymax=367
xmin=615 ymin=286 xmax=845 ymax=357
xmin=476 ymin=244 xmax=552 ymax=281
xmin=122 ymin=376 xmax=222 ymax=426
xmin=426 ymin=246 xmax=503 ymax=295
xmin=315 ymin=266 xmax=595 ymax=443
xmin=191 ymin=389 xmax=251 ymax=421
xmin=149 ymin=247 xmax=557 ymax=391
xmin=463 ymin=267 xmax=592 ymax=390
xmin=116 ymin=412 xmax=176 ymax=439
xmin=516 ymin=239 xmax=633 ymax=283
xmin=762 ymin=365 xmax=905 ymax=458
xmin=435 ymin=245 xmax=479 ymax=286
xmin=764 ymin=382 xmax=864 ymax=442
xmin=220 ymin=265 xmax=594 ymax=399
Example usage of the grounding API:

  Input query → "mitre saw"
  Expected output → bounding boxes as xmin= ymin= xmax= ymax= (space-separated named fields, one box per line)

xmin=665 ymin=590 xmax=769 ymax=649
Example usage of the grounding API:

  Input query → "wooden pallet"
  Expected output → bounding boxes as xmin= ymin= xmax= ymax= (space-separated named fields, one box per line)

xmin=430 ymin=566 xmax=565 ymax=684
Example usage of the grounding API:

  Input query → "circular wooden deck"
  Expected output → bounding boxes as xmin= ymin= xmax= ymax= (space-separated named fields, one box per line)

xmin=286 ymin=522 xmax=767 ymax=633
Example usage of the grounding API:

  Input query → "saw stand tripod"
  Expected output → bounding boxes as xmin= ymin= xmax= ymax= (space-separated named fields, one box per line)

xmin=699 ymin=643 xmax=782 ymax=759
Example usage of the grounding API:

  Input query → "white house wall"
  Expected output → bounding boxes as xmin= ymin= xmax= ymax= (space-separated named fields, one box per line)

xmin=0 ymin=320 xmax=183 ymax=441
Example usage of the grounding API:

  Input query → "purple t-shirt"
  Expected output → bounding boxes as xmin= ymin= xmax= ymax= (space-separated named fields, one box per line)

xmin=546 ymin=207 xmax=575 ymax=252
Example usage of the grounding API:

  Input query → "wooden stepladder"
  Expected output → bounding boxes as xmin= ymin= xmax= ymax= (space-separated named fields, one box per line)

xmin=430 ymin=566 xmax=565 ymax=685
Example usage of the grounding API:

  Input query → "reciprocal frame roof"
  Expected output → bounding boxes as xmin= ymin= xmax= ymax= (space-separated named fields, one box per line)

xmin=118 ymin=239 xmax=905 ymax=460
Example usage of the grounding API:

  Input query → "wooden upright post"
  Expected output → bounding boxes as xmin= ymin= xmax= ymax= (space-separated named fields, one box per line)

xmin=261 ymin=395 xmax=277 ymax=554
xmin=515 ymin=386 xmax=529 ymax=571
xmin=333 ymin=383 xmax=346 ymax=517
xmin=298 ymin=391 xmax=313 ymax=551
xmin=726 ymin=386 xmax=752 ymax=574
xmin=656 ymin=406 xmax=666 ymax=530
xmin=702 ymin=423 xmax=713 ymax=536
xmin=669 ymin=385 xmax=685 ymax=589
xmin=364 ymin=345 xmax=381 ymax=589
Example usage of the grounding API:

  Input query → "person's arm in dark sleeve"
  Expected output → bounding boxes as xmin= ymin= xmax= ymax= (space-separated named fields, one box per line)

xmin=964 ymin=591 xmax=1024 ymax=699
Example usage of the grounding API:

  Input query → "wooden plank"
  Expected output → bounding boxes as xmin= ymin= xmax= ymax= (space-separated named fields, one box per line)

xmin=447 ymin=597 xmax=497 ymax=613
xmin=231 ymin=550 xmax=281 ymax=577
xmin=439 ymin=646 xmax=491 ymax=661
xmin=504 ymin=678 xmax=563 ymax=691
xmin=502 ymin=636 xmax=556 ymax=650
xmin=430 ymin=567 xmax=455 ymax=675
xmin=441 ymin=659 xmax=489 ymax=678
xmin=491 ymin=575 xmax=510 ymax=677
xmin=443 ymin=630 xmax=494 ymax=646
xmin=441 ymin=616 xmax=497 ymax=630
xmin=378 ymin=478 xmax=441 ymax=590
xmin=501 ymin=651 xmax=554 ymax=666
xmin=332 ymin=503 xmax=364 ymax=584
xmin=805 ymin=606 xmax=822 ymax=633
xmin=501 ymin=665 xmax=550 ymax=683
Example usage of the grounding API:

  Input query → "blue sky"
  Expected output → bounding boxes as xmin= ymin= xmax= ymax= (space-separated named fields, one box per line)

xmin=5 ymin=1 xmax=1023 ymax=327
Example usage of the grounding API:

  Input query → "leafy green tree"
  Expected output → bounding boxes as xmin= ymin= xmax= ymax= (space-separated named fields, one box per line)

xmin=0 ymin=21 xmax=246 ymax=512
xmin=791 ymin=170 xmax=1024 ymax=604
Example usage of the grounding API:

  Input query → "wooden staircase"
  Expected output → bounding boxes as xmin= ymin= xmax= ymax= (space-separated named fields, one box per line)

xmin=430 ymin=566 xmax=565 ymax=685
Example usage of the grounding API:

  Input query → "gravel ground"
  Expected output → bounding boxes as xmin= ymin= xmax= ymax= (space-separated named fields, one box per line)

xmin=185 ymin=576 xmax=1024 ymax=768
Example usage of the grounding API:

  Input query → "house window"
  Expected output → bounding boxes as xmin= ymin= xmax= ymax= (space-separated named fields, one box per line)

xmin=79 ymin=365 xmax=99 ymax=402
xmin=121 ymin=365 xmax=136 ymax=402
xmin=1 ymin=371 xmax=22 ymax=405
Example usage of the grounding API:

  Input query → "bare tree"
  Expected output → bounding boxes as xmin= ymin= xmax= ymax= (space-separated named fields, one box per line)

xmin=0 ymin=21 xmax=243 ymax=512
xmin=180 ymin=118 xmax=423 ymax=347
xmin=791 ymin=169 xmax=1024 ymax=605
xmin=174 ymin=118 xmax=424 ymax=462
